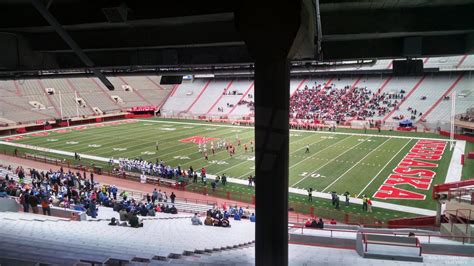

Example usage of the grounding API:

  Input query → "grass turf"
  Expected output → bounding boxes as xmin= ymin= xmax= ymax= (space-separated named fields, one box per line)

xmin=0 ymin=118 xmax=459 ymax=213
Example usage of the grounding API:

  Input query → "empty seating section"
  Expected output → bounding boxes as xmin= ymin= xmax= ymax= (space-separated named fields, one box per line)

xmin=118 ymin=75 xmax=171 ymax=106
xmin=0 ymin=80 xmax=18 ymax=97
xmin=0 ymin=75 xmax=174 ymax=123
xmin=161 ymin=79 xmax=208 ymax=114
xmin=207 ymin=79 xmax=253 ymax=116
xmin=40 ymin=78 xmax=74 ymax=94
xmin=425 ymin=76 xmax=474 ymax=122
xmin=387 ymin=75 xmax=457 ymax=122
xmin=188 ymin=79 xmax=231 ymax=115
xmin=0 ymin=211 xmax=255 ymax=265
xmin=68 ymin=77 xmax=103 ymax=93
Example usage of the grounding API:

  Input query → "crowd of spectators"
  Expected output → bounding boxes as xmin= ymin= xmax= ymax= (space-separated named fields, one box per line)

xmin=191 ymin=204 xmax=255 ymax=228
xmin=0 ymin=164 xmax=182 ymax=228
xmin=289 ymin=82 xmax=405 ymax=123
xmin=459 ymin=114 xmax=474 ymax=122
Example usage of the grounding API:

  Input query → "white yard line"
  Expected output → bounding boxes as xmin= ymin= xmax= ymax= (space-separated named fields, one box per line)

xmin=136 ymin=119 xmax=453 ymax=141
xmin=445 ymin=140 xmax=466 ymax=183
xmin=235 ymin=135 xmax=337 ymax=179
xmin=289 ymin=136 xmax=351 ymax=170
xmin=321 ymin=138 xmax=392 ymax=193
xmin=356 ymin=139 xmax=413 ymax=197
xmin=0 ymin=141 xmax=110 ymax=163
xmin=0 ymin=142 xmax=435 ymax=216
xmin=290 ymin=136 xmax=370 ymax=187
xmin=288 ymin=187 xmax=436 ymax=216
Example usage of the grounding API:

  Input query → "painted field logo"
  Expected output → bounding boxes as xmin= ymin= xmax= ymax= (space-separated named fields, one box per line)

xmin=141 ymin=151 xmax=156 ymax=155
xmin=30 ymin=132 xmax=50 ymax=137
xmin=180 ymin=136 xmax=218 ymax=144
xmin=66 ymin=141 xmax=79 ymax=145
xmin=2 ymin=136 xmax=24 ymax=142
xmin=113 ymin=148 xmax=127 ymax=151
xmin=373 ymin=139 xmax=447 ymax=200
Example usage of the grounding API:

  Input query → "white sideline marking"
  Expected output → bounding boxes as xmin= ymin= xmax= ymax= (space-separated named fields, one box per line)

xmin=290 ymin=136 xmax=370 ymax=187
xmin=320 ymin=138 xmax=391 ymax=193
xmin=0 ymin=139 xmax=436 ymax=215
xmin=0 ymin=141 xmax=110 ymax=163
xmin=0 ymin=119 xmax=138 ymax=140
xmin=136 ymin=119 xmax=453 ymax=141
xmin=445 ymin=140 xmax=466 ymax=183
xmin=357 ymin=139 xmax=413 ymax=197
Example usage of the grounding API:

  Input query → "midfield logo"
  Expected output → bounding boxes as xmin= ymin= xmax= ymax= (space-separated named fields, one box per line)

xmin=179 ymin=136 xmax=218 ymax=144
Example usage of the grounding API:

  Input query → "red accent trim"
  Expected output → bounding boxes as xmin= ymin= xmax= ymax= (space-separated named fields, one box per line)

xmin=227 ymin=81 xmax=254 ymax=115
xmin=89 ymin=77 xmax=120 ymax=106
xmin=169 ymin=84 xmax=180 ymax=97
xmin=290 ymin=79 xmax=307 ymax=98
xmin=13 ymin=80 xmax=22 ymax=96
xmin=347 ymin=76 xmax=392 ymax=123
xmin=185 ymin=80 xmax=212 ymax=113
xmin=345 ymin=76 xmax=362 ymax=96
xmin=418 ymin=74 xmax=464 ymax=122
xmin=456 ymin=54 xmax=468 ymax=68
xmin=323 ymin=77 xmax=334 ymax=89
xmin=118 ymin=76 xmax=154 ymax=106
xmin=145 ymin=76 xmax=165 ymax=90
xmin=37 ymin=79 xmax=61 ymax=116
xmin=288 ymin=241 xmax=355 ymax=251
xmin=318 ymin=77 xmax=334 ymax=95
xmin=387 ymin=60 xmax=393 ymax=69
xmin=205 ymin=80 xmax=234 ymax=115
xmin=382 ymin=75 xmax=426 ymax=122
xmin=423 ymin=57 xmax=430 ymax=64
xmin=65 ymin=78 xmax=96 ymax=114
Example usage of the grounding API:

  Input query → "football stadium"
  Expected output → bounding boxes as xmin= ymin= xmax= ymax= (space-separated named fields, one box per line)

xmin=0 ymin=1 xmax=473 ymax=265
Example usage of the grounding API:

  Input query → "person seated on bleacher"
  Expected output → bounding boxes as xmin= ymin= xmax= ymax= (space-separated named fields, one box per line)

xmin=119 ymin=209 xmax=129 ymax=221
xmin=213 ymin=217 xmax=223 ymax=227
xmin=223 ymin=210 xmax=230 ymax=219
xmin=191 ymin=213 xmax=202 ymax=225
xmin=147 ymin=204 xmax=156 ymax=216
xmin=108 ymin=217 xmax=118 ymax=226
xmin=0 ymin=187 xmax=8 ymax=198
xmin=204 ymin=215 xmax=214 ymax=226
xmin=169 ymin=205 xmax=178 ymax=214
xmin=129 ymin=213 xmax=144 ymax=228
xmin=249 ymin=213 xmax=256 ymax=222
xmin=233 ymin=213 xmax=241 ymax=221
xmin=221 ymin=218 xmax=231 ymax=228
xmin=317 ymin=218 xmax=324 ymax=229
xmin=139 ymin=204 xmax=148 ymax=217
xmin=330 ymin=219 xmax=337 ymax=225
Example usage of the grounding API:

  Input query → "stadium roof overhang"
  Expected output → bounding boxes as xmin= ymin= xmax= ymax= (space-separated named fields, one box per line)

xmin=0 ymin=0 xmax=473 ymax=76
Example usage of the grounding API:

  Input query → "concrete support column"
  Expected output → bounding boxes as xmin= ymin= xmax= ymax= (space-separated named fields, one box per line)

xmin=235 ymin=1 xmax=304 ymax=264
xmin=254 ymin=56 xmax=290 ymax=266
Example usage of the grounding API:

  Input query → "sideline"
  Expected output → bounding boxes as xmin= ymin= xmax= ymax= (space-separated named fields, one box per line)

xmin=445 ymin=140 xmax=466 ymax=183
xmin=136 ymin=119 xmax=452 ymax=141
xmin=0 ymin=141 xmax=435 ymax=215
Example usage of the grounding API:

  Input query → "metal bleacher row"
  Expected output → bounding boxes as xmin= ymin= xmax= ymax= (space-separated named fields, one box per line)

xmin=0 ymin=70 xmax=473 ymax=125
xmin=0 ymin=75 xmax=173 ymax=124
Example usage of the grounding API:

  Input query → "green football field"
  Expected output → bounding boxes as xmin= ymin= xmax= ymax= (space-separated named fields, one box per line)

xmin=0 ymin=118 xmax=455 ymax=210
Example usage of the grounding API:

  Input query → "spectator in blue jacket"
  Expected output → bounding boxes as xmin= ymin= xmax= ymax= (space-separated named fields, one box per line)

xmin=249 ymin=213 xmax=256 ymax=222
